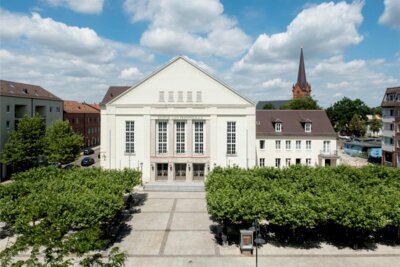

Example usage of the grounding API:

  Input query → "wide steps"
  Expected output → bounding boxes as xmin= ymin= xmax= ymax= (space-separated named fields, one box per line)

xmin=144 ymin=182 xmax=205 ymax=192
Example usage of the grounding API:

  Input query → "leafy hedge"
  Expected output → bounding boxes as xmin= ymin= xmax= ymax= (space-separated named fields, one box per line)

xmin=206 ymin=165 xmax=400 ymax=233
xmin=0 ymin=167 xmax=141 ymax=266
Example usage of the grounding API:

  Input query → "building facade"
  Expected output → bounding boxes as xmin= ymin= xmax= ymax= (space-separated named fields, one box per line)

xmin=381 ymin=86 xmax=400 ymax=168
xmin=256 ymin=110 xmax=339 ymax=168
xmin=100 ymin=57 xmax=256 ymax=183
xmin=63 ymin=101 xmax=100 ymax=148
xmin=0 ymin=80 xmax=63 ymax=180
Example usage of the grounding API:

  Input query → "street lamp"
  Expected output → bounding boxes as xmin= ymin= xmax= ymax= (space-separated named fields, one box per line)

xmin=250 ymin=220 xmax=265 ymax=267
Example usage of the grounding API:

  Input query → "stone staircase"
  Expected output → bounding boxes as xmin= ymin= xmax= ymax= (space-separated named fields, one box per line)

xmin=143 ymin=182 xmax=205 ymax=192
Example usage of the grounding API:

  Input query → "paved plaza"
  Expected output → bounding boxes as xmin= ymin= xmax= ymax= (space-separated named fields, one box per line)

xmin=113 ymin=190 xmax=400 ymax=267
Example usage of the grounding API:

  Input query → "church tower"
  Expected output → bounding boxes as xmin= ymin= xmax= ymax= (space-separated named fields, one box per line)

xmin=292 ymin=48 xmax=311 ymax=98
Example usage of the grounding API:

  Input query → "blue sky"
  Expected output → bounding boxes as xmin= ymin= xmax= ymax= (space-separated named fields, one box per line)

xmin=0 ymin=0 xmax=399 ymax=107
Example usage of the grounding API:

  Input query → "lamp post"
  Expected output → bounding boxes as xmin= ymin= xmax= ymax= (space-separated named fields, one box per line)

xmin=250 ymin=220 xmax=265 ymax=267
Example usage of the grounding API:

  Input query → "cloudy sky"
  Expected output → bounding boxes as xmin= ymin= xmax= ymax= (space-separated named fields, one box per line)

xmin=0 ymin=0 xmax=399 ymax=107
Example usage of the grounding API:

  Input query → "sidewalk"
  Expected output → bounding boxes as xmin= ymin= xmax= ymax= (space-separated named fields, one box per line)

xmin=112 ymin=191 xmax=400 ymax=267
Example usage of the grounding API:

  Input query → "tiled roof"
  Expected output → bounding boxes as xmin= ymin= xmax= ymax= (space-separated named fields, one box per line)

xmin=86 ymin=103 xmax=100 ymax=111
xmin=0 ymin=79 xmax=62 ymax=101
xmin=100 ymin=86 xmax=130 ymax=105
xmin=256 ymin=100 xmax=290 ymax=109
xmin=381 ymin=86 xmax=400 ymax=107
xmin=256 ymin=110 xmax=336 ymax=137
xmin=64 ymin=101 xmax=99 ymax=113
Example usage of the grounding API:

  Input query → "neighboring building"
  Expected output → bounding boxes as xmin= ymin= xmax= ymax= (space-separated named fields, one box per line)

xmin=365 ymin=114 xmax=382 ymax=137
xmin=100 ymin=86 xmax=130 ymax=106
xmin=256 ymin=110 xmax=339 ymax=168
xmin=292 ymin=48 xmax=311 ymax=98
xmin=256 ymin=100 xmax=290 ymax=110
xmin=63 ymin=101 xmax=100 ymax=148
xmin=381 ymin=86 xmax=400 ymax=167
xmin=0 ymin=80 xmax=63 ymax=180
xmin=100 ymin=57 xmax=256 ymax=183
xmin=344 ymin=138 xmax=381 ymax=163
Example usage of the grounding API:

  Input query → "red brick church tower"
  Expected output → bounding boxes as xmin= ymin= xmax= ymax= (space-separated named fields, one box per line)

xmin=292 ymin=48 xmax=311 ymax=98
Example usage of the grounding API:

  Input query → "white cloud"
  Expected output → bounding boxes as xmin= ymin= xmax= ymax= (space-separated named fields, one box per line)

xmin=261 ymin=78 xmax=291 ymax=90
xmin=379 ymin=0 xmax=400 ymax=28
xmin=0 ymin=9 xmax=115 ymax=62
xmin=123 ymin=0 xmax=252 ymax=58
xmin=45 ymin=0 xmax=104 ymax=14
xmin=118 ymin=67 xmax=143 ymax=81
xmin=234 ymin=1 xmax=364 ymax=72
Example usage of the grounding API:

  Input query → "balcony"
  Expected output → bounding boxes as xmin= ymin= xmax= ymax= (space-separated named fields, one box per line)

xmin=319 ymin=150 xmax=338 ymax=157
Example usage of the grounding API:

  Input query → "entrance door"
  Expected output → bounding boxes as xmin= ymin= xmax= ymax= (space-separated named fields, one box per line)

xmin=174 ymin=164 xmax=186 ymax=181
xmin=325 ymin=159 xmax=331 ymax=166
xmin=193 ymin=164 xmax=205 ymax=181
xmin=156 ymin=163 xmax=168 ymax=181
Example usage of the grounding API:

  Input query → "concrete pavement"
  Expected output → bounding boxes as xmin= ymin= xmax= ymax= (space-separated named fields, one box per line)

xmin=112 ymin=191 xmax=400 ymax=267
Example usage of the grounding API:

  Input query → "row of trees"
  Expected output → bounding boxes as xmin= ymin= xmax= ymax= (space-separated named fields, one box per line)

xmin=0 ymin=115 xmax=83 ymax=174
xmin=0 ymin=167 xmax=141 ymax=266
xmin=206 ymin=165 xmax=400 ymax=239
xmin=263 ymin=96 xmax=381 ymax=137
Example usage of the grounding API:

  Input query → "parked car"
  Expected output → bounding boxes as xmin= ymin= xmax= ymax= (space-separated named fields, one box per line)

xmin=63 ymin=164 xmax=77 ymax=170
xmin=83 ymin=148 xmax=95 ymax=155
xmin=81 ymin=157 xmax=95 ymax=167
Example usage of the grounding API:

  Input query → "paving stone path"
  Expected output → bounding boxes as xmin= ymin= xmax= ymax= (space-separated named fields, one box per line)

xmin=113 ymin=191 xmax=400 ymax=267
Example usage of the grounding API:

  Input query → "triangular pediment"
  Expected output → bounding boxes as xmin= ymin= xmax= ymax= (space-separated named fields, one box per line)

xmin=108 ymin=57 xmax=254 ymax=107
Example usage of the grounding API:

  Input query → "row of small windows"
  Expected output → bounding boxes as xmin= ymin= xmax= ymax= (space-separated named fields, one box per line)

xmin=71 ymin=117 xmax=99 ymax=124
xmin=262 ymin=158 xmax=312 ymax=168
xmin=159 ymin=91 xmax=202 ymax=103
xmin=6 ymin=105 xmax=61 ymax=113
xmin=274 ymin=122 xmax=312 ymax=133
xmin=260 ymin=140 xmax=313 ymax=150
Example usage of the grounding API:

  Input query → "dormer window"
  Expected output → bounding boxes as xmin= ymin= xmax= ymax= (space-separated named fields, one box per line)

xmin=305 ymin=122 xmax=312 ymax=132
xmin=275 ymin=123 xmax=282 ymax=132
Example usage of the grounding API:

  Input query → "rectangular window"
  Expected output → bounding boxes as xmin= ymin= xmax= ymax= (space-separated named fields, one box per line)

xmin=227 ymin=121 xmax=236 ymax=155
xmin=178 ymin=91 xmax=183 ymax=102
xmin=296 ymin=140 xmax=301 ymax=150
xmin=125 ymin=121 xmax=135 ymax=153
xmin=275 ymin=123 xmax=282 ymax=132
xmin=305 ymin=123 xmax=312 ymax=132
xmin=286 ymin=158 xmax=291 ymax=166
xmin=306 ymin=140 xmax=311 ymax=150
xmin=286 ymin=140 xmax=291 ymax=150
xmin=157 ymin=121 xmax=168 ymax=154
xmin=56 ymin=107 xmax=61 ymax=112
xmin=187 ymin=91 xmax=193 ymax=102
xmin=159 ymin=91 xmax=165 ymax=102
xmin=194 ymin=121 xmax=204 ymax=154
xmin=168 ymin=91 xmax=174 ymax=102
xmin=259 ymin=158 xmax=265 ymax=167
xmin=176 ymin=121 xmax=185 ymax=153
xmin=76 ymin=118 xmax=79 ymax=124
xmin=6 ymin=105 xmax=10 ymax=112
xmin=275 ymin=158 xmax=281 ymax=168
xmin=260 ymin=140 xmax=265 ymax=149
xmin=193 ymin=164 xmax=205 ymax=180
xmin=6 ymin=120 xmax=10 ymax=129
xmin=323 ymin=141 xmax=331 ymax=153
xmin=275 ymin=140 xmax=281 ymax=150
xmin=196 ymin=91 xmax=202 ymax=102
xmin=306 ymin=158 xmax=311 ymax=166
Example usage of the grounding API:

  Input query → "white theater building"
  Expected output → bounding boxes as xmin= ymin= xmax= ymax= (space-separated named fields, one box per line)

xmin=100 ymin=57 xmax=256 ymax=183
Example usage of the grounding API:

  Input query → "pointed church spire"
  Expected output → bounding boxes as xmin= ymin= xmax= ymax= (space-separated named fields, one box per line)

xmin=297 ymin=48 xmax=307 ymax=89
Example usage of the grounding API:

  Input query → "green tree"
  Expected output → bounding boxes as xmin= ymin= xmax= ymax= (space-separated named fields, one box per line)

xmin=0 ymin=114 xmax=45 ymax=173
xmin=45 ymin=120 xmax=84 ymax=164
xmin=263 ymin=103 xmax=276 ymax=109
xmin=348 ymin=114 xmax=366 ymax=137
xmin=281 ymin=96 xmax=321 ymax=110
xmin=371 ymin=106 xmax=382 ymax=116
xmin=326 ymin=97 xmax=371 ymax=134
xmin=369 ymin=116 xmax=381 ymax=135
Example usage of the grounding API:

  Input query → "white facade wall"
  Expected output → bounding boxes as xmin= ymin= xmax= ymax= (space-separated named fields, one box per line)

xmin=100 ymin=57 xmax=255 ymax=183
xmin=256 ymin=136 xmax=338 ymax=167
